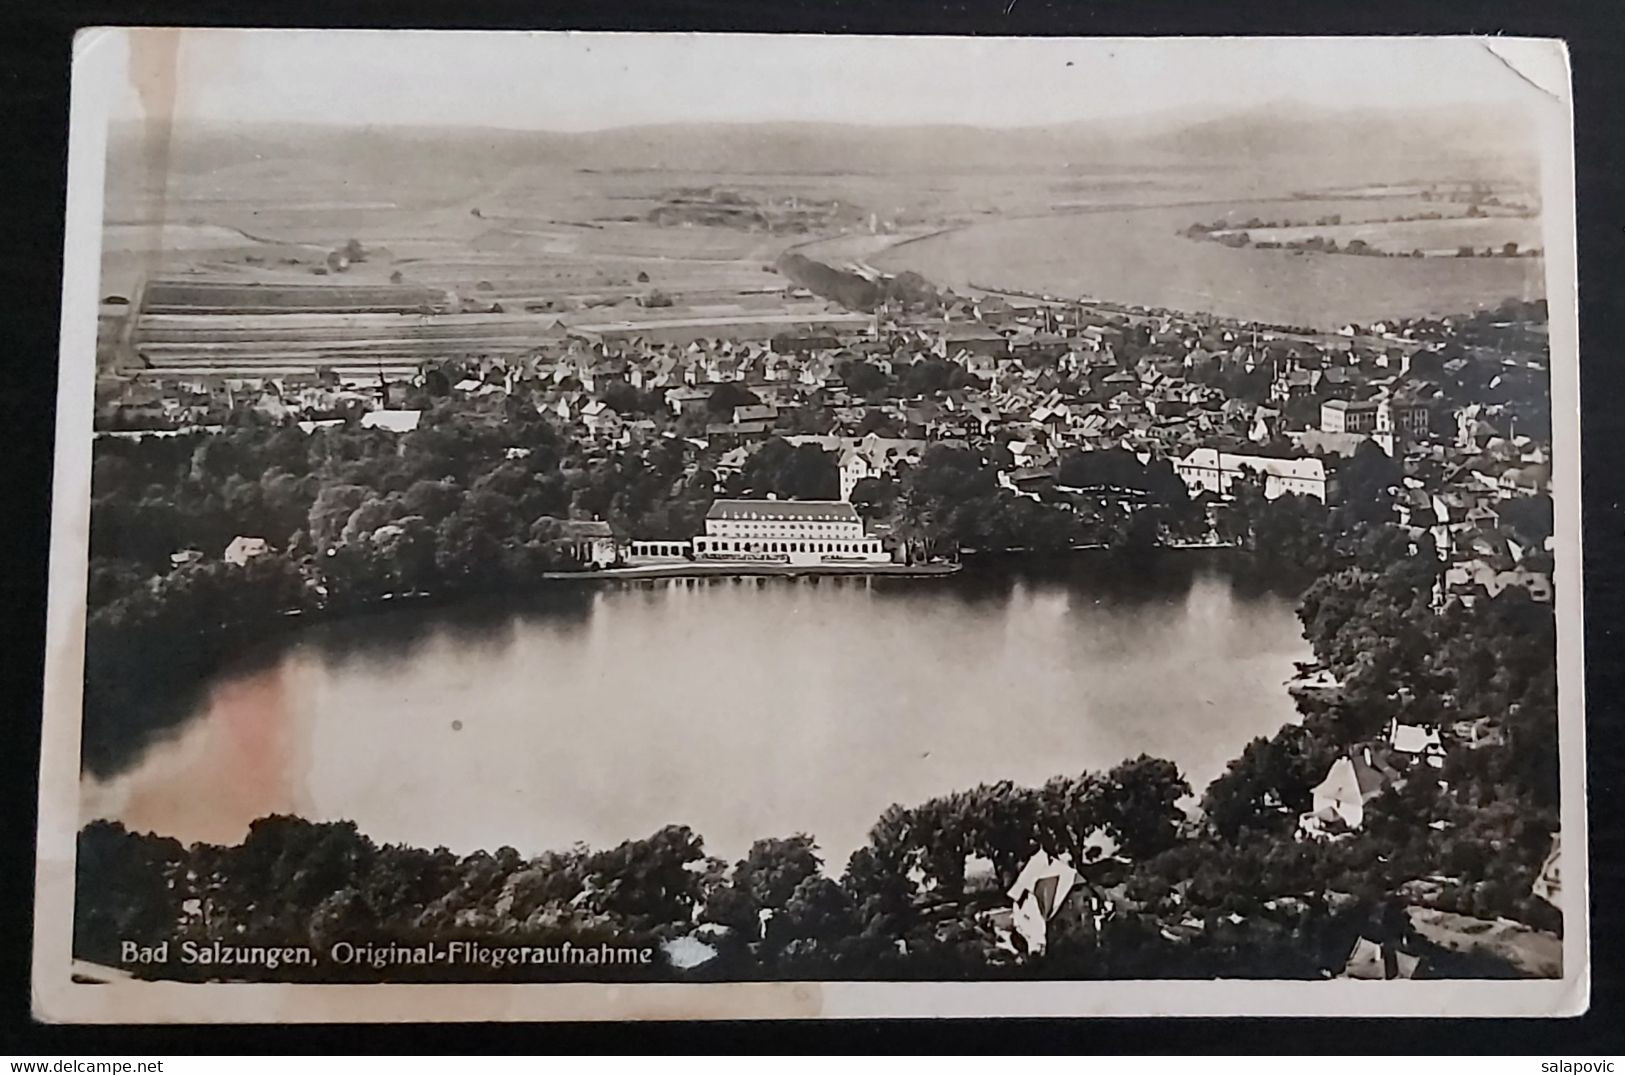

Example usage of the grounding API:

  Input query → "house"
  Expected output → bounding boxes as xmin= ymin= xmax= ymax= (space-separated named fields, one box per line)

xmin=834 ymin=434 xmax=929 ymax=500
xmin=1175 ymin=448 xmax=1327 ymax=501
xmin=933 ymin=328 xmax=1008 ymax=359
xmin=1439 ymin=557 xmax=1553 ymax=605
xmin=1320 ymin=398 xmax=1379 ymax=434
xmin=360 ymin=409 xmax=423 ymax=434
xmin=1005 ymin=850 xmax=1079 ymax=956
xmin=1249 ymin=407 xmax=1282 ymax=445
xmin=169 ymin=548 xmax=204 ymax=569
xmin=666 ymin=385 xmax=712 ymax=418
xmin=1303 ymin=748 xmax=1400 ymax=834
xmin=1388 ymin=719 xmax=1447 ymax=769
xmin=1271 ymin=366 xmax=1321 ymax=404
xmin=1320 ymin=365 xmax=1356 ymax=398
xmin=581 ymin=400 xmax=623 ymax=437
xmin=732 ymin=403 xmax=778 ymax=426
xmin=1532 ymin=835 xmax=1561 ymax=906
xmin=1342 ymin=935 xmax=1422 ymax=980
xmin=1292 ymin=430 xmax=1372 ymax=460
xmin=559 ymin=520 xmax=619 ymax=568
xmin=1374 ymin=387 xmax=1435 ymax=447
xmin=1497 ymin=464 xmax=1551 ymax=499
xmin=223 ymin=536 xmax=270 ymax=567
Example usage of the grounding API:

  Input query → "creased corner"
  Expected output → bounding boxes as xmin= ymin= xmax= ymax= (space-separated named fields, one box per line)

xmin=1479 ymin=39 xmax=1570 ymax=108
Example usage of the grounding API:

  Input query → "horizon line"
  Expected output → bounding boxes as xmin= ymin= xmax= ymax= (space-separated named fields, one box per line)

xmin=104 ymin=99 xmax=1514 ymax=139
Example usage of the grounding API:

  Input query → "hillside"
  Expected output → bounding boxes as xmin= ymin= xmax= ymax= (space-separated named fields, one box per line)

xmin=107 ymin=104 xmax=1539 ymax=185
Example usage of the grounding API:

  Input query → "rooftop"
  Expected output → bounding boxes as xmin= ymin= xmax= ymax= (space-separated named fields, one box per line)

xmin=1179 ymin=447 xmax=1326 ymax=483
xmin=706 ymin=499 xmax=860 ymax=523
xmin=560 ymin=520 xmax=614 ymax=539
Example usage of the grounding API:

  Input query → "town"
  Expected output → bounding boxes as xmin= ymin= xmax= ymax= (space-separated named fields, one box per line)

xmin=94 ymin=262 xmax=1554 ymax=612
xmin=79 ymin=258 xmax=1563 ymax=985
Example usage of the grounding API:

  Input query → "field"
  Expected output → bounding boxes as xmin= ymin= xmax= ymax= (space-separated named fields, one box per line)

xmin=1212 ymin=215 xmax=1542 ymax=257
xmin=100 ymin=126 xmax=1548 ymax=343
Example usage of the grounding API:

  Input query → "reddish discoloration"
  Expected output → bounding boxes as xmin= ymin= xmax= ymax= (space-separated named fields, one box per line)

xmin=112 ymin=665 xmax=305 ymax=845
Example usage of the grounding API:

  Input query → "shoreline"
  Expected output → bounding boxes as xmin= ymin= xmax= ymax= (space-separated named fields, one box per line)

xmin=542 ymin=560 xmax=961 ymax=580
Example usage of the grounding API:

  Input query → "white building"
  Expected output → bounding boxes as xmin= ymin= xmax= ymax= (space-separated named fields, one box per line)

xmin=559 ymin=520 xmax=620 ymax=567
xmin=223 ymin=535 xmax=270 ymax=567
xmin=1320 ymin=398 xmax=1379 ymax=434
xmin=1004 ymin=850 xmax=1080 ymax=957
xmin=1302 ymin=748 xmax=1398 ymax=835
xmin=1174 ymin=448 xmax=1327 ymax=501
xmin=1388 ymin=719 xmax=1447 ymax=769
xmin=837 ymin=436 xmax=928 ymax=500
xmin=691 ymin=499 xmax=891 ymax=565
xmin=360 ymin=409 xmax=422 ymax=434
xmin=785 ymin=433 xmax=928 ymax=501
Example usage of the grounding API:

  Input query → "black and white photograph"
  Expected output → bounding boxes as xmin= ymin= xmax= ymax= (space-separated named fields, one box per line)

xmin=31 ymin=29 xmax=1585 ymax=1022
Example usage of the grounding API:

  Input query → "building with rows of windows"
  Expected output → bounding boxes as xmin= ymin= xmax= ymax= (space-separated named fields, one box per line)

xmin=690 ymin=498 xmax=892 ymax=565
xmin=1175 ymin=447 xmax=1327 ymax=501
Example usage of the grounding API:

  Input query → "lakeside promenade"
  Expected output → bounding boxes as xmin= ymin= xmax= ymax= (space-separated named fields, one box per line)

xmin=542 ymin=561 xmax=962 ymax=581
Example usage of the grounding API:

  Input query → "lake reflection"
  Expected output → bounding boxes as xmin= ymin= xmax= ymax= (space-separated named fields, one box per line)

xmin=83 ymin=552 xmax=1311 ymax=867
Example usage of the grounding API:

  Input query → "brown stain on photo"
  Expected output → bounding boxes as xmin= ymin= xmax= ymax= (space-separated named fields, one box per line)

xmin=122 ymin=29 xmax=180 ymax=281
xmin=117 ymin=664 xmax=307 ymax=845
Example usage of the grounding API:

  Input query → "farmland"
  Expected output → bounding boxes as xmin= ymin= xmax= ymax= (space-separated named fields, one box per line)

xmin=97 ymin=116 xmax=1547 ymax=361
xmin=1202 ymin=215 xmax=1542 ymax=258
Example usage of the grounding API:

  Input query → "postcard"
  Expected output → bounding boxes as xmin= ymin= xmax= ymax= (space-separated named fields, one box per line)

xmin=33 ymin=29 xmax=1585 ymax=1021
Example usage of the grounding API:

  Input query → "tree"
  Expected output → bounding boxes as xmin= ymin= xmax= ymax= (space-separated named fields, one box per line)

xmin=733 ymin=835 xmax=824 ymax=911
xmin=772 ymin=875 xmax=859 ymax=965
xmin=74 ymin=822 xmax=187 ymax=965
xmin=838 ymin=360 xmax=890 ymax=398
xmin=849 ymin=477 xmax=900 ymax=522
xmin=1336 ymin=439 xmax=1401 ymax=524
xmin=433 ymin=508 xmax=511 ymax=590
xmin=1202 ymin=725 xmax=1338 ymax=840
xmin=842 ymin=804 xmax=918 ymax=937
xmin=964 ymin=781 xmax=1043 ymax=891
xmin=216 ymin=816 xmax=377 ymax=936
xmin=707 ymin=382 xmax=760 ymax=419
xmin=372 ymin=515 xmax=438 ymax=591
xmin=1097 ymin=755 xmax=1191 ymax=860
xmin=400 ymin=479 xmax=462 ymax=525
xmin=581 ymin=825 xmax=707 ymax=927
xmin=1499 ymin=494 xmax=1554 ymax=547
xmin=739 ymin=438 xmax=839 ymax=500
xmin=308 ymin=484 xmax=370 ymax=551
xmin=340 ymin=493 xmax=405 ymax=546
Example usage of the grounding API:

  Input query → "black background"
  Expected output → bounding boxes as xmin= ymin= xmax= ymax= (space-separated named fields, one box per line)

xmin=1 ymin=0 xmax=1620 ymax=1055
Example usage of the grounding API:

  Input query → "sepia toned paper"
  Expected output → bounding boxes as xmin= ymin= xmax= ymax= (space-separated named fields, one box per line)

xmin=35 ymin=29 xmax=1586 ymax=1021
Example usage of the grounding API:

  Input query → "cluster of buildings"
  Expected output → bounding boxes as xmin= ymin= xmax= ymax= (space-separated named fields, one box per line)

xmin=96 ymin=273 xmax=1554 ymax=596
xmin=628 ymin=499 xmax=893 ymax=567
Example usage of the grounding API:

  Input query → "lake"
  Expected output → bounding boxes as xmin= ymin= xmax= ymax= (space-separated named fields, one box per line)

xmin=872 ymin=199 xmax=1546 ymax=328
xmin=83 ymin=553 xmax=1312 ymax=869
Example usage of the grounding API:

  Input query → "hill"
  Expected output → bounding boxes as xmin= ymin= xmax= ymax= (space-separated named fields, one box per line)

xmin=107 ymin=104 xmax=1539 ymax=185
